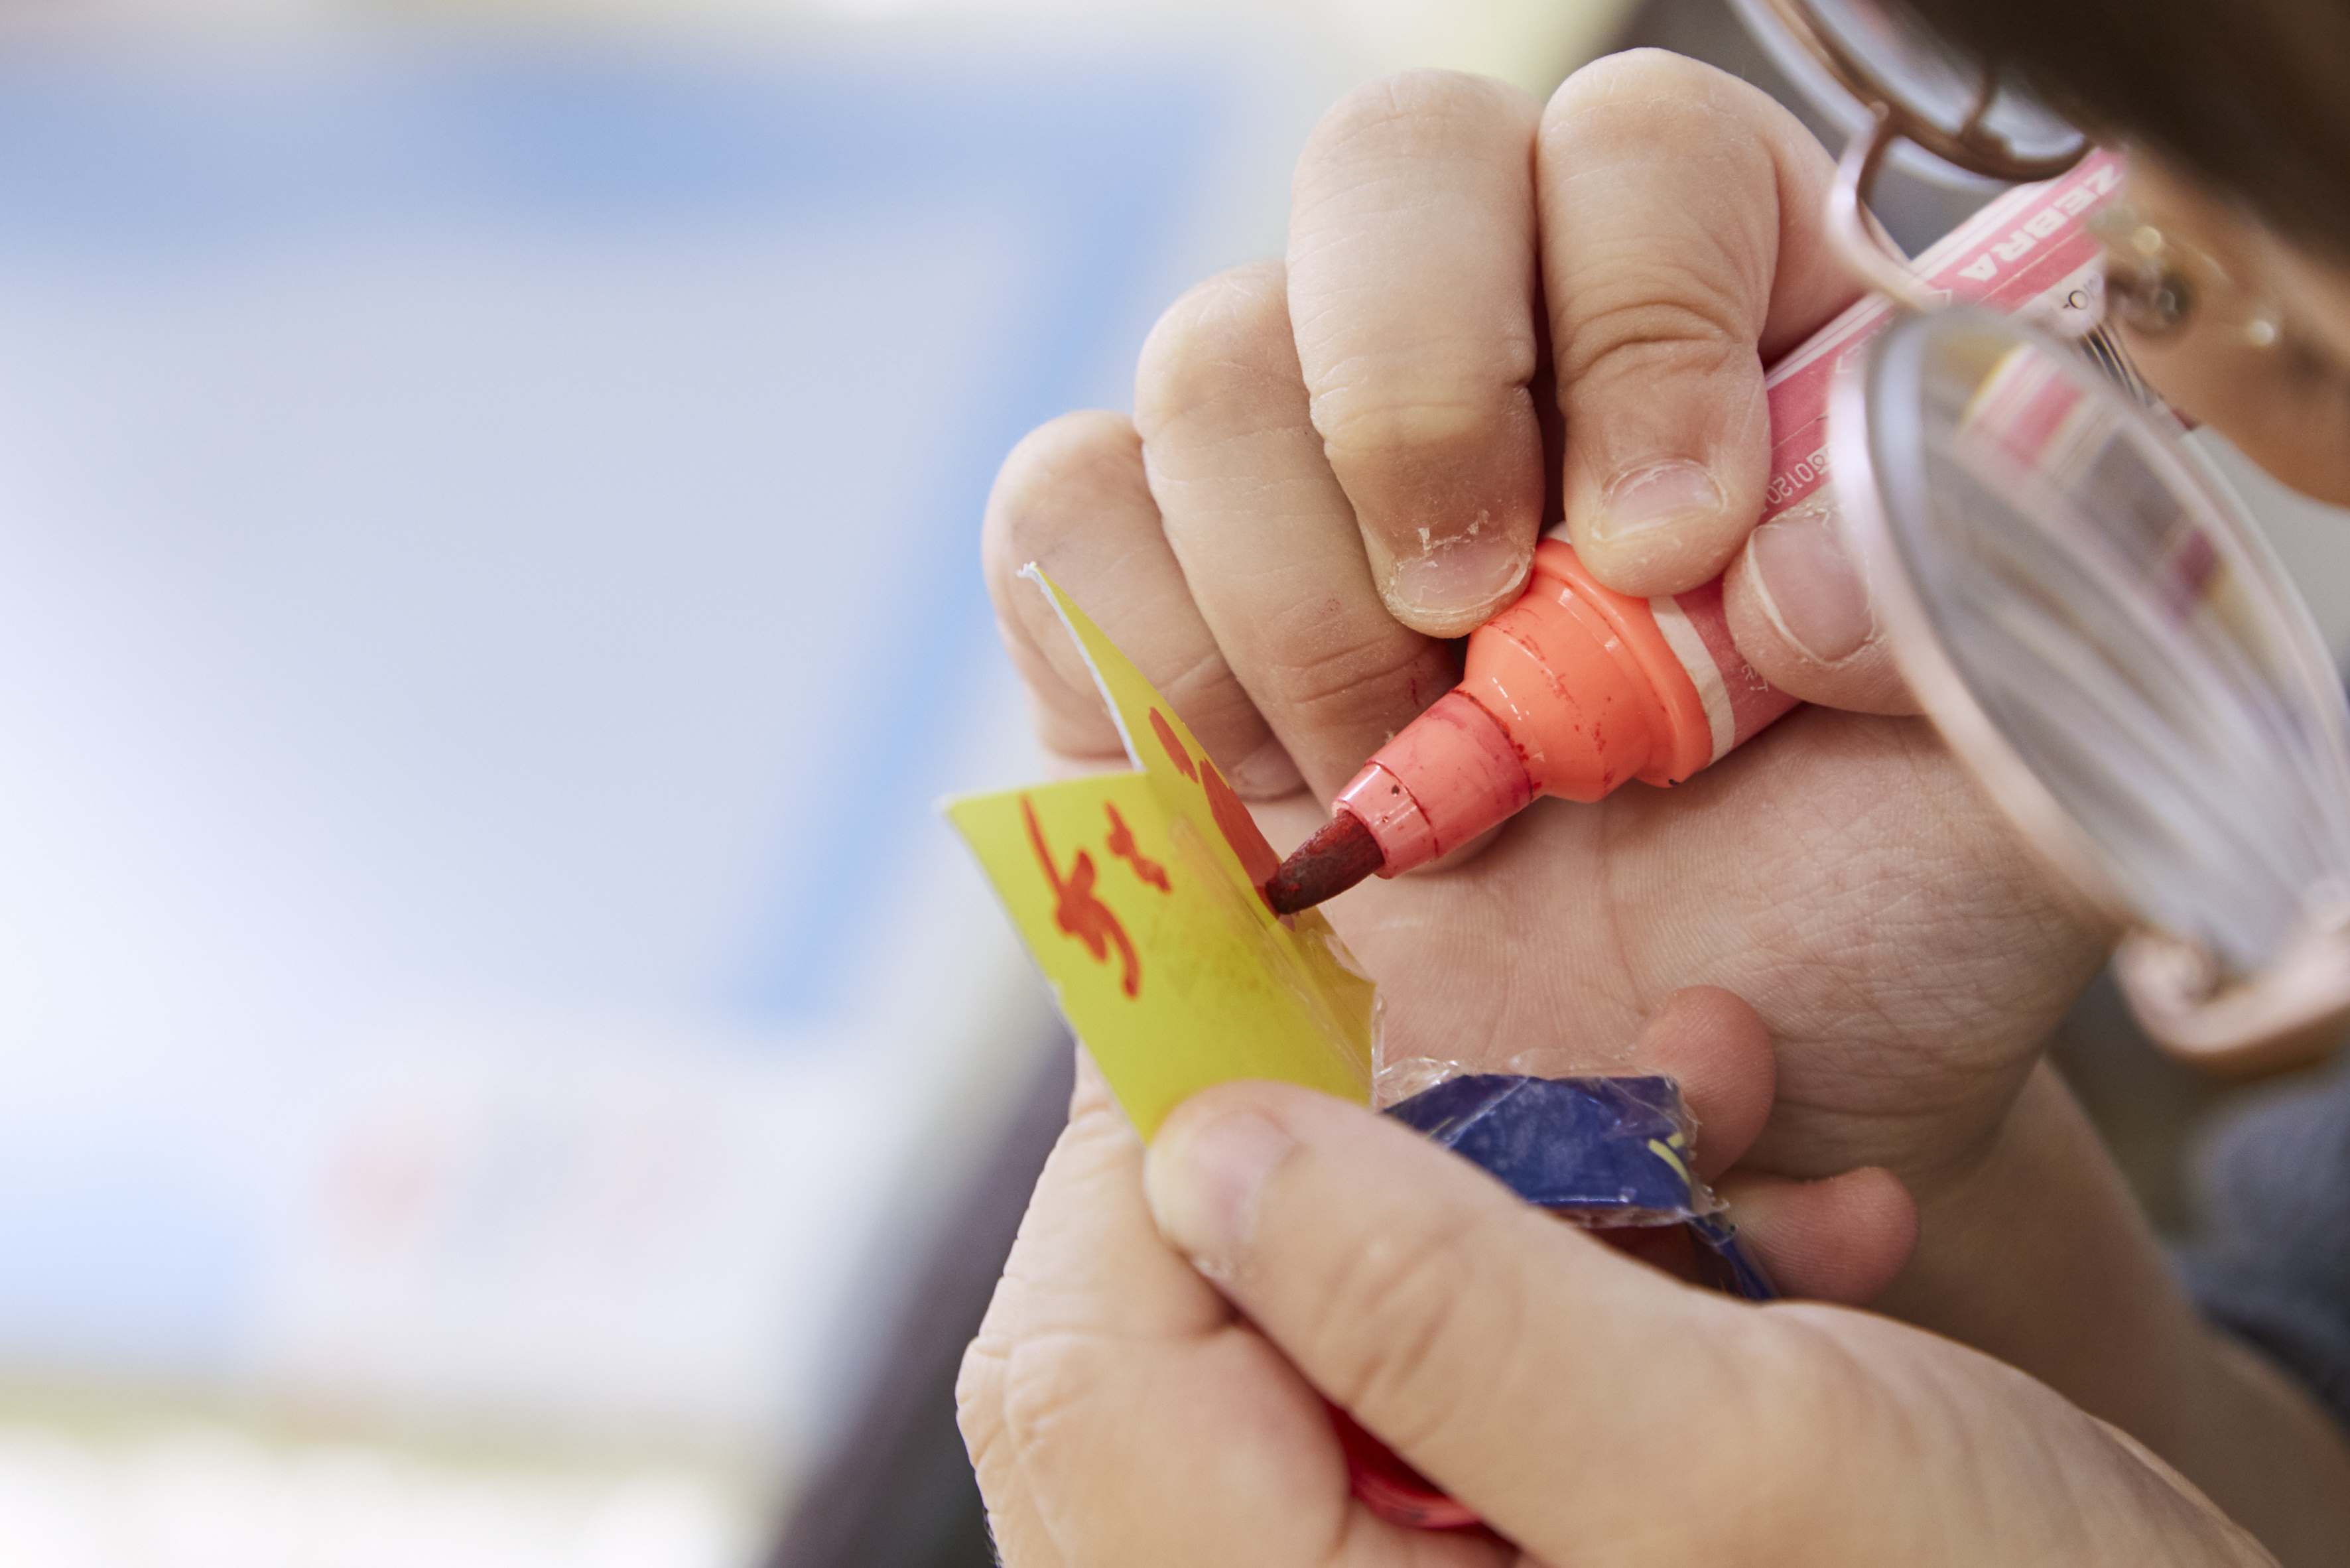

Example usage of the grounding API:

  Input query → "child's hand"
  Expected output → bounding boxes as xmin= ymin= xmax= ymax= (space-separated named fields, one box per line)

xmin=959 ymin=1000 xmax=2270 ymax=1567
xmin=986 ymin=52 xmax=2103 ymax=1218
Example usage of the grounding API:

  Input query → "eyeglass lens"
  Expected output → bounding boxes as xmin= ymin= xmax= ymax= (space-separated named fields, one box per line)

xmin=1866 ymin=314 xmax=2350 ymax=974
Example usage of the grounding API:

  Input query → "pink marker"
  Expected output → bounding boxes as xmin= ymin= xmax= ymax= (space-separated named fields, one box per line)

xmin=1265 ymin=149 xmax=2129 ymax=915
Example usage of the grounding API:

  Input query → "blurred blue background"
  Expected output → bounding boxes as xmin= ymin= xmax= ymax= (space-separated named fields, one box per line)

xmin=0 ymin=5 xmax=1630 ymax=1563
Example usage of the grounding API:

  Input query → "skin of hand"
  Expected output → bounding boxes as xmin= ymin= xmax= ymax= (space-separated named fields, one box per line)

xmin=958 ymin=997 xmax=2275 ymax=1568
xmin=986 ymin=51 xmax=2103 ymax=1256
xmin=980 ymin=49 xmax=2350 ymax=1555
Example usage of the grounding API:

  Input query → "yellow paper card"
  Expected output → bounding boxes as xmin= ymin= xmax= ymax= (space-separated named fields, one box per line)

xmin=946 ymin=569 xmax=1376 ymax=1139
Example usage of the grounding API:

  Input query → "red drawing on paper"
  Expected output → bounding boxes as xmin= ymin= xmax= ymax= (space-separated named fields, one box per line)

xmin=1203 ymin=761 xmax=1281 ymax=890
xmin=1146 ymin=706 xmax=1279 ymax=901
xmin=1103 ymin=803 xmax=1171 ymax=892
xmin=1149 ymin=708 xmax=1198 ymax=781
xmin=1023 ymin=795 xmax=1140 ymax=998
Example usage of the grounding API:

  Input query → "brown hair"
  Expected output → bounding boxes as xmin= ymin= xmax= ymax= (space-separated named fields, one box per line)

xmin=1894 ymin=0 xmax=2350 ymax=261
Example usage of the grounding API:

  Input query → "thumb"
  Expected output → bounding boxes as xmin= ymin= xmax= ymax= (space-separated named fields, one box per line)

xmin=1142 ymin=1082 xmax=2267 ymax=1568
xmin=1142 ymin=1080 xmax=1824 ymax=1563
xmin=1721 ymin=498 xmax=1922 ymax=714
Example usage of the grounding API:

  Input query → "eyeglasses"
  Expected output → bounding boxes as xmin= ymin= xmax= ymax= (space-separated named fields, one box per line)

xmin=1750 ymin=0 xmax=2340 ymax=397
xmin=2095 ymin=210 xmax=2273 ymax=344
xmin=1734 ymin=0 xmax=2350 ymax=1071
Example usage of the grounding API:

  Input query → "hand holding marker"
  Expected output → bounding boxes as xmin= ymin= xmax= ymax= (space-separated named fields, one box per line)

xmin=1267 ymin=150 xmax=2128 ymax=913
xmin=1267 ymin=536 xmax=1794 ymax=910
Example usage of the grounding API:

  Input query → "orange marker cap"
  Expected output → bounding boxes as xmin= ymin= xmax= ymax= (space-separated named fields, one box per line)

xmin=1333 ymin=540 xmax=1788 ymax=882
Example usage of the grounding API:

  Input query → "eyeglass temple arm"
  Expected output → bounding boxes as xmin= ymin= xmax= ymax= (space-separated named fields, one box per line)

xmin=1829 ymin=70 xmax=2002 ymax=314
xmin=1829 ymin=105 xmax=1939 ymax=313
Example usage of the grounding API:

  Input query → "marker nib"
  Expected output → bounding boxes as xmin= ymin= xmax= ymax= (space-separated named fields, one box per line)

xmin=1265 ymin=812 xmax=1384 ymax=915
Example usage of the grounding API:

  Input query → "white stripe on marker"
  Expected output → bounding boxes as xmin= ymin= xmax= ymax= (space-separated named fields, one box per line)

xmin=1652 ymin=595 xmax=1734 ymax=761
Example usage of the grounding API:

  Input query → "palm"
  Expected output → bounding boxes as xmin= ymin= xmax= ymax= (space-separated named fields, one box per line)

xmin=1260 ymin=706 xmax=2107 ymax=1187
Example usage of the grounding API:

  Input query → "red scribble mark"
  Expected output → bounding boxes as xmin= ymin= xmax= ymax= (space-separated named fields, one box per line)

xmin=1022 ymin=795 xmax=1140 ymax=998
xmin=1149 ymin=703 xmax=1279 ymax=907
xmin=1202 ymin=761 xmax=1281 ymax=891
xmin=1149 ymin=709 xmax=1197 ymax=781
xmin=1103 ymin=803 xmax=1171 ymax=892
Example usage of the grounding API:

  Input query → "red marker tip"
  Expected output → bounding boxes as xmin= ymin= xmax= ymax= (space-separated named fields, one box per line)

xmin=1264 ymin=811 xmax=1384 ymax=915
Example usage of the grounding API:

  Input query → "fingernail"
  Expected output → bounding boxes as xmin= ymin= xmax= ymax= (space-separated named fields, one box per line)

xmin=1747 ymin=503 xmax=1872 ymax=664
xmin=1593 ymin=459 xmax=1725 ymax=543
xmin=1227 ymin=736 xmax=1304 ymax=799
xmin=1387 ymin=525 xmax=1531 ymax=631
xmin=1144 ymin=1108 xmax=1295 ymax=1275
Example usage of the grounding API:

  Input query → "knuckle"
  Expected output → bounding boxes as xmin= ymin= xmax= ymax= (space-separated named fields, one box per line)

xmin=1155 ymin=642 xmax=1264 ymax=748
xmin=1135 ymin=261 xmax=1295 ymax=435
xmin=998 ymin=1329 xmax=1115 ymax=1463
xmin=984 ymin=409 xmax=1147 ymax=572
xmin=1254 ymin=610 xmax=1445 ymax=732
xmin=1556 ymin=279 xmax=1754 ymax=389
xmin=1309 ymin=1201 xmax=1520 ymax=1452
xmin=1305 ymin=69 xmax=1528 ymax=166
xmin=1316 ymin=383 xmax=1513 ymax=470
xmin=954 ymin=1332 xmax=1011 ymax=1465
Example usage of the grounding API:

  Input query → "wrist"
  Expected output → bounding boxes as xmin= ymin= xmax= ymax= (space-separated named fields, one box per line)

xmin=1878 ymin=1063 xmax=2215 ymax=1447
xmin=1874 ymin=1063 xmax=2350 ymax=1565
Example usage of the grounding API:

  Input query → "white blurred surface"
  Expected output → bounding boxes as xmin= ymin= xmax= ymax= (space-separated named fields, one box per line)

xmin=0 ymin=1421 xmax=751 ymax=1568
xmin=0 ymin=3 xmax=1630 ymax=1559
